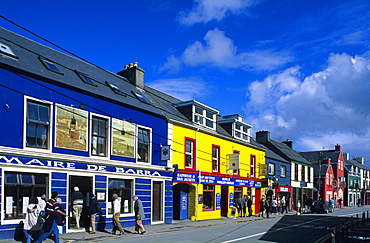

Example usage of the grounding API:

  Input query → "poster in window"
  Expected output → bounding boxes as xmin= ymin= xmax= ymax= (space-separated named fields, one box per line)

xmin=112 ymin=118 xmax=135 ymax=158
xmin=6 ymin=197 xmax=13 ymax=214
xmin=55 ymin=104 xmax=88 ymax=151
xmin=216 ymin=193 xmax=221 ymax=210
xmin=22 ymin=197 xmax=29 ymax=214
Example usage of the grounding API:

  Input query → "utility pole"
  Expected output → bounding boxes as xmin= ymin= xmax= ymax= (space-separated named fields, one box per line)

xmin=317 ymin=152 xmax=323 ymax=201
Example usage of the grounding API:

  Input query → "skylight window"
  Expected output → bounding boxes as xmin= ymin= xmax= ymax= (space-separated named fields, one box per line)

xmin=132 ymin=91 xmax=151 ymax=104
xmin=0 ymin=42 xmax=17 ymax=59
xmin=76 ymin=71 xmax=97 ymax=86
xmin=106 ymin=81 xmax=127 ymax=96
xmin=39 ymin=57 xmax=63 ymax=75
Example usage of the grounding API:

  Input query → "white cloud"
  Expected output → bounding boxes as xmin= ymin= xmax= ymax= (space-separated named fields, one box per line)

xmin=246 ymin=52 xmax=370 ymax=159
xmin=161 ymin=28 xmax=294 ymax=72
xmin=178 ymin=0 xmax=256 ymax=26
xmin=146 ymin=77 xmax=209 ymax=101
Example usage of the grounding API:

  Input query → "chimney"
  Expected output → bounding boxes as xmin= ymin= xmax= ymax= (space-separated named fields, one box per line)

xmin=117 ymin=62 xmax=145 ymax=88
xmin=353 ymin=157 xmax=365 ymax=165
xmin=256 ymin=131 xmax=270 ymax=143
xmin=335 ymin=144 xmax=342 ymax=152
xmin=282 ymin=139 xmax=293 ymax=149
xmin=343 ymin=152 xmax=349 ymax=160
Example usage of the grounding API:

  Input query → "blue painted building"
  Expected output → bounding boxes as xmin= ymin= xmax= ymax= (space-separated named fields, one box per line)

xmin=0 ymin=27 xmax=173 ymax=239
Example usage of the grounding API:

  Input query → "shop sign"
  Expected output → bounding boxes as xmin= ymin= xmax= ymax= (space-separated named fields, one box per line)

xmin=0 ymin=155 xmax=172 ymax=177
xmin=173 ymin=172 xmax=261 ymax=187
xmin=216 ymin=193 xmax=221 ymax=210
xmin=229 ymin=193 xmax=234 ymax=208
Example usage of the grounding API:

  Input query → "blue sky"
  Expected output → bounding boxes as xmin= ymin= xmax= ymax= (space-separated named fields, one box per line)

xmin=2 ymin=0 xmax=370 ymax=164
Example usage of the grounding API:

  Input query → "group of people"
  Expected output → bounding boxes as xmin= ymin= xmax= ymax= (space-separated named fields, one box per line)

xmin=234 ymin=195 xmax=253 ymax=217
xmin=23 ymin=191 xmax=146 ymax=242
xmin=259 ymin=196 xmax=289 ymax=218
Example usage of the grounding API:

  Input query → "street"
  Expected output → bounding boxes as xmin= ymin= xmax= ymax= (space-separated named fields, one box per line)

xmin=51 ymin=206 xmax=369 ymax=243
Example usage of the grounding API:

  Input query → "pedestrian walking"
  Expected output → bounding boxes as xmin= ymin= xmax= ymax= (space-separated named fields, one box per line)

xmin=265 ymin=199 xmax=271 ymax=218
xmin=297 ymin=200 xmax=301 ymax=215
xmin=281 ymin=196 xmax=288 ymax=213
xmin=133 ymin=195 xmax=146 ymax=235
xmin=307 ymin=197 xmax=313 ymax=212
xmin=55 ymin=198 xmax=66 ymax=234
xmin=246 ymin=196 xmax=253 ymax=217
xmin=237 ymin=196 xmax=246 ymax=217
xmin=338 ymin=198 xmax=342 ymax=209
xmin=111 ymin=194 xmax=125 ymax=235
xmin=35 ymin=192 xmax=69 ymax=243
xmin=24 ymin=197 xmax=44 ymax=243
xmin=70 ymin=186 xmax=84 ymax=229
xmin=271 ymin=198 xmax=277 ymax=215
xmin=87 ymin=193 xmax=99 ymax=234
xmin=259 ymin=196 xmax=266 ymax=217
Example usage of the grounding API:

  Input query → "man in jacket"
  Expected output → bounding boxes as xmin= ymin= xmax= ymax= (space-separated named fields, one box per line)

xmin=70 ymin=186 xmax=84 ymax=229
xmin=133 ymin=195 xmax=146 ymax=235
xmin=87 ymin=194 xmax=99 ymax=234
xmin=111 ymin=194 xmax=124 ymax=235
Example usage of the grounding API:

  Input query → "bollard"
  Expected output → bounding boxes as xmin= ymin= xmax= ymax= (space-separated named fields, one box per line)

xmin=357 ymin=214 xmax=360 ymax=228
xmin=351 ymin=216 xmax=354 ymax=230
xmin=362 ymin=212 xmax=365 ymax=225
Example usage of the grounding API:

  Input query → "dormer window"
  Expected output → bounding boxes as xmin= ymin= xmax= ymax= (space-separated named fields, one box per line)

xmin=218 ymin=114 xmax=251 ymax=142
xmin=175 ymin=100 xmax=219 ymax=131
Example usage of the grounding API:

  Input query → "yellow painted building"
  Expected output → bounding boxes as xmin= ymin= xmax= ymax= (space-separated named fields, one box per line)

xmin=169 ymin=101 xmax=266 ymax=221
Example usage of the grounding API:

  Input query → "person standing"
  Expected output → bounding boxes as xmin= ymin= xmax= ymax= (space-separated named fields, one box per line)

xmin=35 ymin=192 xmax=69 ymax=243
xmin=24 ymin=197 xmax=44 ymax=243
xmin=237 ymin=196 xmax=246 ymax=217
xmin=55 ymin=198 xmax=66 ymax=234
xmin=338 ymin=198 xmax=342 ymax=209
xmin=111 ymin=194 xmax=124 ymax=235
xmin=70 ymin=186 xmax=84 ymax=229
xmin=265 ymin=199 xmax=271 ymax=218
xmin=259 ymin=196 xmax=266 ymax=217
xmin=133 ymin=195 xmax=146 ymax=235
xmin=87 ymin=194 xmax=99 ymax=234
xmin=246 ymin=196 xmax=253 ymax=217
xmin=271 ymin=198 xmax=278 ymax=215
xmin=281 ymin=196 xmax=288 ymax=214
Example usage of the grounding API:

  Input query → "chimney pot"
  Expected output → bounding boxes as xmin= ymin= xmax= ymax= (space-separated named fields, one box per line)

xmin=117 ymin=63 xmax=145 ymax=88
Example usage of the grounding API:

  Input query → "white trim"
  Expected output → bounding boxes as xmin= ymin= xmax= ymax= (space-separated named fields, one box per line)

xmin=151 ymin=179 xmax=165 ymax=224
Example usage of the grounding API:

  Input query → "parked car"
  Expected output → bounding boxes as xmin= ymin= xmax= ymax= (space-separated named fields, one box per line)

xmin=311 ymin=201 xmax=334 ymax=214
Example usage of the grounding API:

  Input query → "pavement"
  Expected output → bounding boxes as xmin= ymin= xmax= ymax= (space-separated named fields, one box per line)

xmin=2 ymin=207 xmax=370 ymax=242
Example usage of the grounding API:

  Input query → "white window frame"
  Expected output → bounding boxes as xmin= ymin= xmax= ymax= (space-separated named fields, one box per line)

xmin=90 ymin=113 xmax=110 ymax=158
xmin=268 ymin=163 xmax=275 ymax=176
xmin=23 ymin=96 xmax=53 ymax=152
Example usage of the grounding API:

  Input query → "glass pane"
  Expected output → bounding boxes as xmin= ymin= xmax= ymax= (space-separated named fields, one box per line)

xmin=92 ymin=118 xmax=99 ymax=135
xmin=206 ymin=111 xmax=213 ymax=119
xmin=27 ymin=102 xmax=39 ymax=122
xmin=206 ymin=119 xmax=213 ymax=128
xmin=38 ymin=105 xmax=49 ymax=124
xmin=98 ymin=119 xmax=107 ymax=136
xmin=186 ymin=155 xmax=192 ymax=167
xmin=186 ymin=140 xmax=192 ymax=153
xmin=5 ymin=173 xmax=19 ymax=184
xmin=44 ymin=60 xmax=60 ymax=72
xmin=195 ymin=106 xmax=203 ymax=115
xmin=20 ymin=174 xmax=35 ymax=185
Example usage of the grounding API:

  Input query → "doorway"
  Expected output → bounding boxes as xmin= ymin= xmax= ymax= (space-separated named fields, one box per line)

xmin=221 ymin=186 xmax=228 ymax=217
xmin=152 ymin=181 xmax=163 ymax=222
xmin=68 ymin=175 xmax=93 ymax=230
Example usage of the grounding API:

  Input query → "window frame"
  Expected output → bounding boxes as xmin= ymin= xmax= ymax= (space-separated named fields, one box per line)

xmin=137 ymin=125 xmax=152 ymax=163
xmin=107 ymin=177 xmax=134 ymax=215
xmin=202 ymin=184 xmax=215 ymax=211
xmin=268 ymin=163 xmax=275 ymax=176
xmin=280 ymin=165 xmax=286 ymax=178
xmin=0 ymin=42 xmax=18 ymax=59
xmin=250 ymin=155 xmax=256 ymax=177
xmin=212 ymin=145 xmax=220 ymax=173
xmin=294 ymin=163 xmax=299 ymax=181
xmin=301 ymin=165 xmax=305 ymax=182
xmin=185 ymin=137 xmax=196 ymax=170
xmin=39 ymin=57 xmax=63 ymax=75
xmin=76 ymin=70 xmax=98 ymax=87
xmin=24 ymin=97 xmax=53 ymax=151
xmin=193 ymin=105 xmax=216 ymax=130
xmin=90 ymin=113 xmax=110 ymax=158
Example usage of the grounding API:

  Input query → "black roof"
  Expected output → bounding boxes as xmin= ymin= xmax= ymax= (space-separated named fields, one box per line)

xmin=0 ymin=27 xmax=165 ymax=118
xmin=299 ymin=150 xmax=341 ymax=163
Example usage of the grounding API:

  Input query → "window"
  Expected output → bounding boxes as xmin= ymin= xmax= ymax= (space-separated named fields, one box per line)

xmin=0 ymin=42 xmax=17 ymax=58
xmin=281 ymin=165 xmax=286 ymax=178
xmin=137 ymin=127 xmax=151 ymax=163
xmin=39 ymin=57 xmax=63 ymax=74
xmin=295 ymin=164 xmax=299 ymax=181
xmin=4 ymin=172 xmax=48 ymax=219
xmin=250 ymin=155 xmax=256 ymax=177
xmin=193 ymin=105 xmax=216 ymax=129
xmin=76 ymin=71 xmax=97 ymax=86
xmin=203 ymin=185 xmax=214 ymax=210
xmin=106 ymin=81 xmax=127 ymax=96
xmin=268 ymin=163 xmax=275 ymax=175
xmin=26 ymin=100 xmax=50 ymax=149
xmin=132 ymin=91 xmax=151 ymax=104
xmin=301 ymin=166 xmax=305 ymax=182
xmin=307 ymin=167 xmax=311 ymax=182
xmin=91 ymin=116 xmax=108 ymax=156
xmin=185 ymin=138 xmax=196 ymax=169
xmin=233 ymin=123 xmax=250 ymax=142
xmin=212 ymin=145 xmax=220 ymax=172
xmin=108 ymin=179 xmax=133 ymax=214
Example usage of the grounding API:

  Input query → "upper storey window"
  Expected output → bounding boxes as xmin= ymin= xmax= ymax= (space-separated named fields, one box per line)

xmin=25 ymin=99 xmax=51 ymax=149
xmin=0 ymin=42 xmax=17 ymax=59
xmin=218 ymin=114 xmax=251 ymax=142
xmin=175 ymin=100 xmax=219 ymax=131
xmin=91 ymin=115 xmax=109 ymax=157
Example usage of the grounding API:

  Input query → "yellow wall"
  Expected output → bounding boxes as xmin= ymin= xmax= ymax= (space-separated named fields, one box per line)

xmin=172 ymin=125 xmax=265 ymax=220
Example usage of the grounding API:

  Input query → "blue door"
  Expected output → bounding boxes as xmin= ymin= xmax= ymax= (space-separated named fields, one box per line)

xmin=180 ymin=191 xmax=188 ymax=220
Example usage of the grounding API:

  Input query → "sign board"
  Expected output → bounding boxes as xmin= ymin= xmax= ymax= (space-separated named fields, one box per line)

xmin=229 ymin=193 xmax=234 ymax=208
xmin=216 ymin=193 xmax=221 ymax=210
xmin=160 ymin=145 xmax=171 ymax=161
xmin=227 ymin=153 xmax=240 ymax=170
xmin=260 ymin=164 xmax=268 ymax=176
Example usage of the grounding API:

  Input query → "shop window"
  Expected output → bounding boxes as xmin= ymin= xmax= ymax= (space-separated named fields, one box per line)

xmin=203 ymin=185 xmax=214 ymax=210
xmin=108 ymin=179 xmax=133 ymax=214
xmin=212 ymin=145 xmax=220 ymax=172
xmin=185 ymin=138 xmax=196 ymax=169
xmin=137 ymin=127 xmax=151 ymax=163
xmin=26 ymin=100 xmax=50 ymax=149
xmin=91 ymin=116 xmax=108 ymax=156
xmin=281 ymin=165 xmax=286 ymax=178
xmin=234 ymin=186 xmax=242 ymax=200
xmin=268 ymin=163 xmax=275 ymax=175
xmin=4 ymin=172 xmax=48 ymax=219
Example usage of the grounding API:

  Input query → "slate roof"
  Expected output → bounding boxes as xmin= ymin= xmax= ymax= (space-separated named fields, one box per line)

xmin=144 ymin=86 xmax=265 ymax=151
xmin=312 ymin=163 xmax=330 ymax=177
xmin=344 ymin=158 xmax=370 ymax=171
xmin=263 ymin=139 xmax=311 ymax=165
xmin=0 ymin=27 xmax=165 ymax=118
xmin=299 ymin=150 xmax=341 ymax=163
xmin=250 ymin=139 xmax=287 ymax=163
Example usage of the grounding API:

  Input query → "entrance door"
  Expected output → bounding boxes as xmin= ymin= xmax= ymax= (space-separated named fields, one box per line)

xmin=152 ymin=181 xmax=163 ymax=222
xmin=68 ymin=176 xmax=93 ymax=230
xmin=221 ymin=186 xmax=228 ymax=217
xmin=255 ymin=188 xmax=261 ymax=213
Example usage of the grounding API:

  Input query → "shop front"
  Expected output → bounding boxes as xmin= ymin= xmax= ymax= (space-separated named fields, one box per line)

xmin=0 ymin=154 xmax=173 ymax=239
xmin=172 ymin=170 xmax=261 ymax=221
